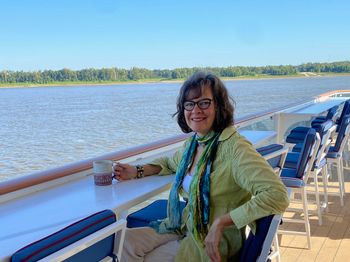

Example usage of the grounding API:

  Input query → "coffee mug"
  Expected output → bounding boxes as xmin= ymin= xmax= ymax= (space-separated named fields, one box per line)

xmin=93 ymin=160 xmax=114 ymax=186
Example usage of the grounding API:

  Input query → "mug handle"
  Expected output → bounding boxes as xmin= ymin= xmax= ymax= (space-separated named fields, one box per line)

xmin=112 ymin=161 xmax=118 ymax=180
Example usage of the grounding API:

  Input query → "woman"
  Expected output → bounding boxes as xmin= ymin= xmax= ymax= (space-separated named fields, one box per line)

xmin=115 ymin=72 xmax=289 ymax=262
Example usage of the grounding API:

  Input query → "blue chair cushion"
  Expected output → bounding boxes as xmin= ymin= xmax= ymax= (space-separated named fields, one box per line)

xmin=256 ymin=144 xmax=283 ymax=168
xmin=291 ymin=126 xmax=310 ymax=133
xmin=326 ymin=146 xmax=341 ymax=159
xmin=311 ymin=121 xmax=323 ymax=128
xmin=12 ymin=210 xmax=117 ymax=262
xmin=127 ymin=199 xmax=186 ymax=228
xmin=312 ymin=116 xmax=327 ymax=122
xmin=284 ymin=152 xmax=299 ymax=169
xmin=239 ymin=215 xmax=274 ymax=262
xmin=336 ymin=99 xmax=350 ymax=126
xmin=281 ymin=177 xmax=305 ymax=188
xmin=326 ymin=105 xmax=339 ymax=119
xmin=292 ymin=143 xmax=303 ymax=153
xmin=287 ymin=119 xmax=333 ymax=146
xmin=281 ymin=168 xmax=297 ymax=178
xmin=286 ymin=127 xmax=309 ymax=144
xmin=315 ymin=120 xmax=333 ymax=139
xmin=311 ymin=105 xmax=338 ymax=126
xmin=295 ymin=129 xmax=317 ymax=178
xmin=333 ymin=115 xmax=350 ymax=152
xmin=285 ymin=152 xmax=326 ymax=171
xmin=256 ymin=143 xmax=283 ymax=156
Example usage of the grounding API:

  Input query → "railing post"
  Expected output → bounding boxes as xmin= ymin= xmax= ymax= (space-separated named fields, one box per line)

xmin=274 ymin=113 xmax=282 ymax=143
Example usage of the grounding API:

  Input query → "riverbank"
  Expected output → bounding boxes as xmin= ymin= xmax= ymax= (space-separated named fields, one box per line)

xmin=1 ymin=72 xmax=350 ymax=89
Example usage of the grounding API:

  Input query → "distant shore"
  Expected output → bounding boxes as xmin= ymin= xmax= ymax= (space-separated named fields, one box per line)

xmin=1 ymin=73 xmax=350 ymax=89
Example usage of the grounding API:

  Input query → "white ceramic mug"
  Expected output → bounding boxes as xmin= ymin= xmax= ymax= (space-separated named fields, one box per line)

xmin=93 ymin=160 xmax=114 ymax=186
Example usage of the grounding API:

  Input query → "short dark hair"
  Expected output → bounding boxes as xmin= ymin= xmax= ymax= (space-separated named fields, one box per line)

xmin=174 ymin=72 xmax=235 ymax=133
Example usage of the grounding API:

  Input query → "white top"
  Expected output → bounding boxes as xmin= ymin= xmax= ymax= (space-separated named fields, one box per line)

xmin=182 ymin=174 xmax=193 ymax=193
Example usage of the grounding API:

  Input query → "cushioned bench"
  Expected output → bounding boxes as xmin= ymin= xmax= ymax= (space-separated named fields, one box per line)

xmin=127 ymin=199 xmax=187 ymax=228
xmin=12 ymin=209 xmax=126 ymax=262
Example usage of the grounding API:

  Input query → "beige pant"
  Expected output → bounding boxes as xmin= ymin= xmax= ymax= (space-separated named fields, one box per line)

xmin=121 ymin=227 xmax=183 ymax=262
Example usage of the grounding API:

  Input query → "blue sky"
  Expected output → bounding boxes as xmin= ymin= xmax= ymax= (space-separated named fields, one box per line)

xmin=1 ymin=0 xmax=349 ymax=71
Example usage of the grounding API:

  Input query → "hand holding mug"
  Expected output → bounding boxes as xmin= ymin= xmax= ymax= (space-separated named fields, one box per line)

xmin=113 ymin=162 xmax=137 ymax=181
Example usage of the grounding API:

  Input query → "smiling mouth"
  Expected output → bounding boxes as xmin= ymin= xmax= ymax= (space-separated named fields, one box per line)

xmin=191 ymin=117 xmax=206 ymax=122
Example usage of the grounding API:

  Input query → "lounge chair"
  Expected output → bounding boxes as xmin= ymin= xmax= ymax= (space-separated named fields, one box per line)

xmin=279 ymin=128 xmax=320 ymax=249
xmin=325 ymin=114 xmax=350 ymax=206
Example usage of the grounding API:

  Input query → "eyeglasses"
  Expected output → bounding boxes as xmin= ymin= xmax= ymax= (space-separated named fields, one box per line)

xmin=183 ymin=98 xmax=212 ymax=111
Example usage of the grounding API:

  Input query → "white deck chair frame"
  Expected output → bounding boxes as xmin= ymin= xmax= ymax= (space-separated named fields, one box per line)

xmin=326 ymin=123 xmax=350 ymax=206
xmin=279 ymin=133 xmax=321 ymax=249
xmin=258 ymin=214 xmax=283 ymax=262
xmin=260 ymin=146 xmax=289 ymax=177
xmin=307 ymin=125 xmax=336 ymax=224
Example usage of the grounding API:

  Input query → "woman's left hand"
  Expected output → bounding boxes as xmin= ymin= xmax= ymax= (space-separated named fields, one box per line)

xmin=205 ymin=214 xmax=233 ymax=262
xmin=205 ymin=218 xmax=224 ymax=262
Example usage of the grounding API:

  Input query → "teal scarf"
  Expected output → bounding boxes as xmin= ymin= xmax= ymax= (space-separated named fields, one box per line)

xmin=150 ymin=131 xmax=220 ymax=243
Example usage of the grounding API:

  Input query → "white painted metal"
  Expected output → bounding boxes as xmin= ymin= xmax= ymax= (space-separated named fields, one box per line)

xmin=257 ymin=215 xmax=282 ymax=262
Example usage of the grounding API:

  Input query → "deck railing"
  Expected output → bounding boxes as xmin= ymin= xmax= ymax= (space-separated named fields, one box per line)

xmin=1 ymin=90 xmax=348 ymax=195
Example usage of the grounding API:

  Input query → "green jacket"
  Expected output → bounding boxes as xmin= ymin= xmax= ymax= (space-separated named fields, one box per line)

xmin=151 ymin=126 xmax=289 ymax=261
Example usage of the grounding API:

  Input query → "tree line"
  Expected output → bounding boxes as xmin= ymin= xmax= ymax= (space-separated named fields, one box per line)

xmin=1 ymin=61 xmax=350 ymax=85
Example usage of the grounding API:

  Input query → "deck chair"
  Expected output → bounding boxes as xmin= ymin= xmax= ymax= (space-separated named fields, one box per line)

xmin=286 ymin=119 xmax=333 ymax=148
xmin=335 ymin=99 xmax=350 ymax=127
xmin=238 ymin=214 xmax=282 ymax=262
xmin=289 ymin=120 xmax=334 ymax=153
xmin=11 ymin=210 xmax=126 ymax=262
xmin=285 ymin=106 xmax=337 ymax=144
xmin=311 ymin=105 xmax=339 ymax=126
xmin=256 ymin=144 xmax=288 ymax=176
xmin=284 ymin=120 xmax=336 ymax=224
xmin=286 ymin=100 xmax=350 ymax=144
xmin=279 ymin=129 xmax=320 ymax=249
xmin=325 ymin=114 xmax=350 ymax=206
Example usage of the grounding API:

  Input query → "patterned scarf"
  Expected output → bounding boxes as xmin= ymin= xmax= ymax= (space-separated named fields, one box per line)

xmin=150 ymin=131 xmax=220 ymax=243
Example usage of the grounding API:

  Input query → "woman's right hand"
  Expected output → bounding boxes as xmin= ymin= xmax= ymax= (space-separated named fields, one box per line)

xmin=113 ymin=162 xmax=137 ymax=181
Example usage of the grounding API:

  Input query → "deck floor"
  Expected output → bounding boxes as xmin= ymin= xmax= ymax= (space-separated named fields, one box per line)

xmin=279 ymin=166 xmax=350 ymax=262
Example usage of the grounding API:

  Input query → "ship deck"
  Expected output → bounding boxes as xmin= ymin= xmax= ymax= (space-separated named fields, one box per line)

xmin=278 ymin=165 xmax=350 ymax=262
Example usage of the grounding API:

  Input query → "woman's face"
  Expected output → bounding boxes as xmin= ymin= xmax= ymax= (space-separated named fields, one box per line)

xmin=184 ymin=86 xmax=216 ymax=137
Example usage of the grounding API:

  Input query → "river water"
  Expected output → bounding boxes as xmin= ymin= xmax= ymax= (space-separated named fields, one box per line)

xmin=1 ymin=76 xmax=350 ymax=181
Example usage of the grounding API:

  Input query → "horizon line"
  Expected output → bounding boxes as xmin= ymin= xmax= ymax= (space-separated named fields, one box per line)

xmin=1 ymin=60 xmax=350 ymax=73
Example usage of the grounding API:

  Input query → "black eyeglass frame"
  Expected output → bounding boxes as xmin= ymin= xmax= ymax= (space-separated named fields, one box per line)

xmin=183 ymin=98 xmax=213 ymax=111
